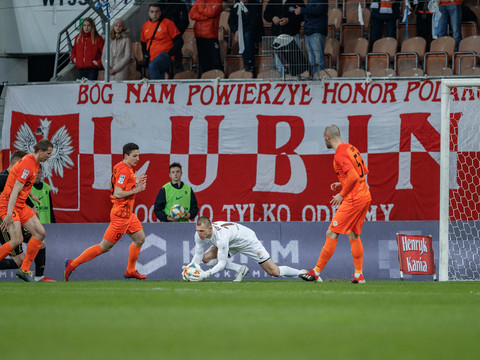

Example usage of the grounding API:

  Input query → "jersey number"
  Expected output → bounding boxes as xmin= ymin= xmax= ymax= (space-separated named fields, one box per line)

xmin=353 ymin=152 xmax=365 ymax=178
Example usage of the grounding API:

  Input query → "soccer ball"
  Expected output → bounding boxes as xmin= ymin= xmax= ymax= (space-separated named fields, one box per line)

xmin=183 ymin=263 xmax=202 ymax=281
xmin=169 ymin=204 xmax=185 ymax=220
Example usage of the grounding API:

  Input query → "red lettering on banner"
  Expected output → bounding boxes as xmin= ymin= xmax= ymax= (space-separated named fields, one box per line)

xmin=201 ymin=85 xmax=214 ymax=105
xmin=338 ymin=83 xmax=352 ymax=103
xmin=143 ymin=84 xmax=157 ymax=102
xmin=77 ymin=83 xmax=113 ymax=104
xmin=257 ymin=83 xmax=272 ymax=104
xmin=299 ymin=84 xmax=312 ymax=105
xmin=404 ymin=81 xmax=421 ymax=101
xmin=460 ymin=87 xmax=480 ymax=101
xmin=273 ymin=84 xmax=286 ymax=105
xmin=353 ymin=83 xmax=369 ymax=103
xmin=257 ymin=115 xmax=305 ymax=154
xmin=399 ymin=113 xmax=439 ymax=152
xmin=323 ymin=82 xmax=339 ymax=103
xmin=384 ymin=82 xmax=397 ymax=102
xmin=92 ymin=117 xmax=113 ymax=154
xmin=243 ymin=83 xmax=257 ymax=104
xmin=78 ymin=85 xmax=89 ymax=104
xmin=187 ymin=85 xmax=201 ymax=105
xmin=368 ymin=83 xmax=382 ymax=103
xmin=217 ymin=84 xmax=235 ymax=105
xmin=126 ymin=83 xmax=142 ymax=103
xmin=159 ymin=84 xmax=176 ymax=104
xmin=235 ymin=84 xmax=244 ymax=104
xmin=287 ymin=84 xmax=300 ymax=105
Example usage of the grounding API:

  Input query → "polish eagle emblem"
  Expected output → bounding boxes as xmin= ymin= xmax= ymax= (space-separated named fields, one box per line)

xmin=13 ymin=118 xmax=74 ymax=193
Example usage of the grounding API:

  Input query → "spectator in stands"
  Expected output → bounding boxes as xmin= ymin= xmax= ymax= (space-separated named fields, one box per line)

xmin=228 ymin=0 xmax=264 ymax=74
xmin=141 ymin=3 xmax=184 ymax=79
xmin=294 ymin=0 xmax=328 ymax=77
xmin=160 ymin=0 xmax=190 ymax=74
xmin=101 ymin=18 xmax=132 ymax=81
xmin=189 ymin=0 xmax=224 ymax=73
xmin=438 ymin=0 xmax=462 ymax=51
xmin=370 ymin=0 xmax=401 ymax=45
xmin=71 ymin=17 xmax=105 ymax=80
xmin=264 ymin=0 xmax=304 ymax=74
xmin=414 ymin=1 xmax=433 ymax=47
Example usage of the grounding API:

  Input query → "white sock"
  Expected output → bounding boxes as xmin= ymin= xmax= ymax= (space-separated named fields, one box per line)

xmin=314 ymin=269 xmax=320 ymax=276
xmin=279 ymin=266 xmax=302 ymax=277
xmin=225 ymin=260 xmax=242 ymax=273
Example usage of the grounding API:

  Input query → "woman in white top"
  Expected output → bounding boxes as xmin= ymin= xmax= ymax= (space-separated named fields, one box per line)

xmin=102 ymin=18 xmax=132 ymax=80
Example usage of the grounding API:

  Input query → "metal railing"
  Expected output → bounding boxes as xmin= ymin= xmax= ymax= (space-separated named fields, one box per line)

xmin=52 ymin=0 xmax=144 ymax=80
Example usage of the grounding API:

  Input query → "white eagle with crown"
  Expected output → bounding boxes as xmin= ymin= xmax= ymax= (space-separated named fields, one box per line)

xmin=13 ymin=118 xmax=74 ymax=193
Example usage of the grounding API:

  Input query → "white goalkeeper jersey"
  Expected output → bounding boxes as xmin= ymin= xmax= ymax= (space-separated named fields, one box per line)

xmin=191 ymin=221 xmax=265 ymax=275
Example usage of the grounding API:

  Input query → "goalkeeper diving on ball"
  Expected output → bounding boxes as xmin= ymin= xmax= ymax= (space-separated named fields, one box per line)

xmin=183 ymin=216 xmax=307 ymax=282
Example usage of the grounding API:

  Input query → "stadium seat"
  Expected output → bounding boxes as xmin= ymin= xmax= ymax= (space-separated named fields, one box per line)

xmin=173 ymin=70 xmax=197 ymax=79
xmin=366 ymin=53 xmax=390 ymax=76
xmin=225 ymin=55 xmax=244 ymax=77
xmin=397 ymin=22 xmax=418 ymax=49
xmin=453 ymin=35 xmax=480 ymax=74
xmin=342 ymin=68 xmax=367 ymax=77
xmin=328 ymin=8 xmax=343 ymax=36
xmin=182 ymin=28 xmax=198 ymax=66
xmin=430 ymin=36 xmax=455 ymax=62
xmin=256 ymin=69 xmax=282 ymax=79
xmin=346 ymin=7 xmax=370 ymax=37
xmin=458 ymin=54 xmax=480 ymax=75
xmin=398 ymin=67 xmax=424 ymax=77
xmin=228 ymin=70 xmax=254 ymax=79
xmin=200 ymin=69 xmax=225 ymax=79
xmin=338 ymin=53 xmax=360 ymax=76
xmin=254 ymin=55 xmax=274 ymax=75
xmin=372 ymin=37 xmax=398 ymax=63
xmin=344 ymin=37 xmax=369 ymax=63
xmin=324 ymin=37 xmax=340 ymax=67
xmin=340 ymin=23 xmax=363 ymax=47
xmin=315 ymin=68 xmax=339 ymax=78
xmin=461 ymin=21 xmax=478 ymax=40
xmin=424 ymin=52 xmax=449 ymax=76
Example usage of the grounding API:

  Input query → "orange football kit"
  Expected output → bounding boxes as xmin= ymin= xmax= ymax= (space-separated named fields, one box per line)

xmin=0 ymin=154 xmax=43 ymax=272
xmin=103 ymin=161 xmax=143 ymax=243
xmin=67 ymin=161 xmax=143 ymax=277
xmin=314 ymin=143 xmax=371 ymax=277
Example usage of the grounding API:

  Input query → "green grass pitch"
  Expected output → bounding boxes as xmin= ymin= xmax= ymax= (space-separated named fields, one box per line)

xmin=3 ymin=280 xmax=480 ymax=360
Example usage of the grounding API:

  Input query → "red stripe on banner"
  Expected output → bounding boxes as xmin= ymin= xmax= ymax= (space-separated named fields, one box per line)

xmin=92 ymin=117 xmax=113 ymax=154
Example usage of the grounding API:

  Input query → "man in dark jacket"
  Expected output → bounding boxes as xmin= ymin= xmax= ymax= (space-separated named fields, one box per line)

xmin=264 ymin=0 xmax=304 ymax=74
xmin=294 ymin=0 xmax=328 ymax=76
xmin=160 ymin=0 xmax=190 ymax=73
xmin=228 ymin=0 xmax=264 ymax=73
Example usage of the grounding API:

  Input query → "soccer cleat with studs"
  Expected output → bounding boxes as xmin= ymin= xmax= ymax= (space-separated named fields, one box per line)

xmin=124 ymin=270 xmax=147 ymax=280
xmin=351 ymin=273 xmax=365 ymax=284
xmin=233 ymin=265 xmax=249 ymax=282
xmin=64 ymin=259 xmax=76 ymax=282
xmin=299 ymin=269 xmax=322 ymax=282
xmin=16 ymin=269 xmax=35 ymax=282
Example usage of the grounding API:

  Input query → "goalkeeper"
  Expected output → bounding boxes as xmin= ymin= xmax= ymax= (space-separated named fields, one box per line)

xmin=184 ymin=216 xmax=306 ymax=282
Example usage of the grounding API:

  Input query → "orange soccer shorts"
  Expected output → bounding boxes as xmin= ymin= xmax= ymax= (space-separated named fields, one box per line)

xmin=103 ymin=212 xmax=143 ymax=243
xmin=329 ymin=199 xmax=371 ymax=236
xmin=0 ymin=205 xmax=36 ymax=226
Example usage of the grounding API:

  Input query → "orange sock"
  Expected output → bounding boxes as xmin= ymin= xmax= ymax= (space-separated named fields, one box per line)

xmin=0 ymin=241 xmax=14 ymax=261
xmin=20 ymin=238 xmax=43 ymax=272
xmin=350 ymin=237 xmax=364 ymax=273
xmin=126 ymin=243 xmax=142 ymax=273
xmin=71 ymin=245 xmax=102 ymax=268
xmin=314 ymin=237 xmax=337 ymax=273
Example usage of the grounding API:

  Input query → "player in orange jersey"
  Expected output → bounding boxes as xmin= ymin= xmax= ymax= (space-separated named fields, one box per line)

xmin=300 ymin=124 xmax=371 ymax=284
xmin=64 ymin=143 xmax=148 ymax=281
xmin=0 ymin=140 xmax=53 ymax=282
